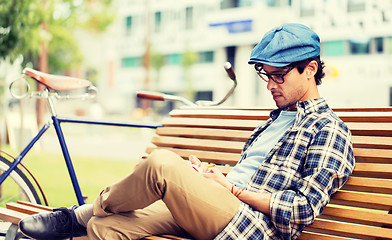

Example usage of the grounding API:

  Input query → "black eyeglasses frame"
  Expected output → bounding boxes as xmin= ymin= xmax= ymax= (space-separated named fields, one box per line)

xmin=254 ymin=64 xmax=294 ymax=84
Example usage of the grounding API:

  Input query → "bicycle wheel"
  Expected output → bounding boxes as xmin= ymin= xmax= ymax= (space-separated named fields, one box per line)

xmin=0 ymin=155 xmax=41 ymax=206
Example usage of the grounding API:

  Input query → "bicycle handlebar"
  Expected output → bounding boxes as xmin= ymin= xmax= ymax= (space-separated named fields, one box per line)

xmin=137 ymin=62 xmax=237 ymax=107
xmin=136 ymin=92 xmax=165 ymax=101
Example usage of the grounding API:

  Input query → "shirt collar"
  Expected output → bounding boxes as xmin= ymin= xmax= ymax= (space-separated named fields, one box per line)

xmin=269 ymin=98 xmax=328 ymax=120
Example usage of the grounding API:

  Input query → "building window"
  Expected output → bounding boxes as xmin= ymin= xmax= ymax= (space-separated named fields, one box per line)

xmin=221 ymin=0 xmax=239 ymax=9
xmin=195 ymin=91 xmax=213 ymax=102
xmin=300 ymin=0 xmax=315 ymax=17
xmin=323 ymin=40 xmax=346 ymax=56
xmin=226 ymin=46 xmax=236 ymax=68
xmin=185 ymin=7 xmax=193 ymax=30
xmin=375 ymin=37 xmax=384 ymax=54
xmin=122 ymin=57 xmax=143 ymax=68
xmin=166 ymin=53 xmax=182 ymax=65
xmin=347 ymin=0 xmax=365 ymax=12
xmin=198 ymin=51 xmax=214 ymax=63
xmin=154 ymin=11 xmax=162 ymax=32
xmin=390 ymin=87 xmax=392 ymax=106
xmin=126 ymin=16 xmax=133 ymax=34
xmin=350 ymin=38 xmax=370 ymax=54
xmin=388 ymin=37 xmax=392 ymax=55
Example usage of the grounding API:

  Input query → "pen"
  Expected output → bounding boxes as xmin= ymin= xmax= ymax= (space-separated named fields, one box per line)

xmin=191 ymin=163 xmax=215 ymax=172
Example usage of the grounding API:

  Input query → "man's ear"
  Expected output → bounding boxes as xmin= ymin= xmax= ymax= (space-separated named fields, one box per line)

xmin=306 ymin=60 xmax=318 ymax=77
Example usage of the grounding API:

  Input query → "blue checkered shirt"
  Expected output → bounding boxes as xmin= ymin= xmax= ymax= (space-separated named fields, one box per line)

xmin=215 ymin=98 xmax=355 ymax=240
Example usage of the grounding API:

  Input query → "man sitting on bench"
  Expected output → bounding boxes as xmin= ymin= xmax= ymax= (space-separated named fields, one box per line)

xmin=19 ymin=23 xmax=355 ymax=240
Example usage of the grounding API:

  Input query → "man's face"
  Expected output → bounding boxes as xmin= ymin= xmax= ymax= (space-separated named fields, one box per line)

xmin=263 ymin=64 xmax=313 ymax=110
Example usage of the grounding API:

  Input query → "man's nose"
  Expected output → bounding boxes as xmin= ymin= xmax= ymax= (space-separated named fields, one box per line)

xmin=266 ymin=79 xmax=277 ymax=91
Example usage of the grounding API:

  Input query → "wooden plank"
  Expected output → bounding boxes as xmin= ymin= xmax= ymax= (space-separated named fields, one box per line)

xmin=343 ymin=176 xmax=392 ymax=194
xmin=309 ymin=218 xmax=392 ymax=239
xmin=151 ymin=136 xmax=244 ymax=153
xmin=169 ymin=109 xmax=271 ymax=120
xmin=145 ymin=147 xmax=239 ymax=166
xmin=162 ymin=117 xmax=261 ymax=130
xmin=6 ymin=202 xmax=50 ymax=215
xmin=169 ymin=109 xmax=392 ymax=120
xmin=144 ymin=235 xmax=191 ymax=240
xmin=347 ymin=122 xmax=392 ymax=136
xmin=352 ymin=135 xmax=392 ymax=149
xmin=353 ymin=148 xmax=392 ymax=163
xmin=0 ymin=207 xmax=29 ymax=225
xmin=17 ymin=201 xmax=53 ymax=211
xmin=321 ymin=205 xmax=392 ymax=227
xmin=298 ymin=231 xmax=358 ymax=240
xmin=330 ymin=191 xmax=392 ymax=210
xmin=353 ymin=162 xmax=392 ymax=176
xmin=156 ymin=127 xmax=252 ymax=141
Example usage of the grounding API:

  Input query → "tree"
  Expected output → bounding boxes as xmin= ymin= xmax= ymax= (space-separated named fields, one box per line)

xmin=0 ymin=0 xmax=114 ymax=73
xmin=0 ymin=0 xmax=43 ymax=63
xmin=0 ymin=0 xmax=114 ymax=128
xmin=151 ymin=50 xmax=165 ymax=90
xmin=181 ymin=49 xmax=198 ymax=100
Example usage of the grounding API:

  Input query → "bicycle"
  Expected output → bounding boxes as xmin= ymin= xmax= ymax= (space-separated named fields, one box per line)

xmin=0 ymin=62 xmax=237 ymax=208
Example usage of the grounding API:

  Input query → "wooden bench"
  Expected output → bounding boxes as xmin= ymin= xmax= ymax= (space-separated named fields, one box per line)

xmin=1 ymin=107 xmax=392 ymax=240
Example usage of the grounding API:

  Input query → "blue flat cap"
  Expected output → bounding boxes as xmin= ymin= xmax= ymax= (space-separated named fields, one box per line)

xmin=248 ymin=23 xmax=320 ymax=67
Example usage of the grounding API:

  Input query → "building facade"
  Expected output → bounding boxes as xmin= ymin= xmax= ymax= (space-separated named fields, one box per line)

xmin=94 ymin=0 xmax=392 ymax=114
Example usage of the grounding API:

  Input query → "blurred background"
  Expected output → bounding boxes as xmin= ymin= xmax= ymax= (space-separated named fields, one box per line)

xmin=1 ymin=0 xmax=392 ymax=205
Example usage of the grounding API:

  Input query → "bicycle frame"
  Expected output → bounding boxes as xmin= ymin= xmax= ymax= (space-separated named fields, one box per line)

xmin=0 ymin=94 xmax=161 ymax=205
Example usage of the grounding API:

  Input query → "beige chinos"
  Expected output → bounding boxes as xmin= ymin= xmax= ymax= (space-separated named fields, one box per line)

xmin=87 ymin=149 xmax=241 ymax=240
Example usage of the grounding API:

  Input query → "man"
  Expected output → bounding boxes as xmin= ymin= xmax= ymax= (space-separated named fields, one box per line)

xmin=19 ymin=23 xmax=355 ymax=240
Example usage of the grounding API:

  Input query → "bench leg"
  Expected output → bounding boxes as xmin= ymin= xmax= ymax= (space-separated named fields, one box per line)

xmin=5 ymin=224 xmax=28 ymax=240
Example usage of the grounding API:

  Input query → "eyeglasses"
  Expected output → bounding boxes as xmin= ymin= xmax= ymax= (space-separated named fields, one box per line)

xmin=254 ymin=64 xmax=294 ymax=84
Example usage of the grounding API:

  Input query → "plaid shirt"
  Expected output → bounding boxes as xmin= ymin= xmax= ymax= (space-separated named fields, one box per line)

xmin=215 ymin=98 xmax=355 ymax=240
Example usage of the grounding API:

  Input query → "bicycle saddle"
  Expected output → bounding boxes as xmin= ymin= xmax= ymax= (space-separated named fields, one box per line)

xmin=23 ymin=68 xmax=92 ymax=91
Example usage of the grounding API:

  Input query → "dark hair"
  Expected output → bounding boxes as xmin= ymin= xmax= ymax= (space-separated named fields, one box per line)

xmin=288 ymin=56 xmax=325 ymax=85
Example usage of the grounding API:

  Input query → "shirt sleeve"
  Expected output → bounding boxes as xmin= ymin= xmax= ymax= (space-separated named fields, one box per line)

xmin=269 ymin=120 xmax=355 ymax=234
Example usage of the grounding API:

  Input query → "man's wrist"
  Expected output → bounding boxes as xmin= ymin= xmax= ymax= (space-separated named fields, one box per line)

xmin=230 ymin=184 xmax=244 ymax=198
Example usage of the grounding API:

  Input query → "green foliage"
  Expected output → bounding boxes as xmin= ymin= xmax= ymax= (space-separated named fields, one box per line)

xmin=151 ymin=50 xmax=165 ymax=71
xmin=181 ymin=50 xmax=198 ymax=68
xmin=0 ymin=0 xmax=114 ymax=73
xmin=0 ymin=0 xmax=43 ymax=62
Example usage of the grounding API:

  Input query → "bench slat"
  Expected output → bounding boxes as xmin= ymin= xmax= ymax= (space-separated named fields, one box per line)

xmin=170 ymin=109 xmax=392 ymax=122
xmin=309 ymin=218 xmax=392 ymax=239
xmin=151 ymin=136 xmax=244 ymax=153
xmin=347 ymin=122 xmax=392 ymax=136
xmin=343 ymin=176 xmax=392 ymax=194
xmin=331 ymin=190 xmax=392 ymax=211
xmin=321 ymin=205 xmax=392 ymax=227
xmin=144 ymin=235 xmax=191 ymax=240
xmin=162 ymin=117 xmax=261 ymax=130
xmin=156 ymin=127 xmax=252 ymax=141
xmin=352 ymin=135 xmax=392 ymax=149
xmin=0 ymin=207 xmax=29 ymax=225
xmin=6 ymin=202 xmax=50 ymax=215
xmin=298 ymin=231 xmax=362 ymax=240
xmin=353 ymin=148 xmax=392 ymax=163
xmin=146 ymin=147 xmax=239 ymax=167
xmin=16 ymin=201 xmax=53 ymax=211
xmin=353 ymin=162 xmax=392 ymax=177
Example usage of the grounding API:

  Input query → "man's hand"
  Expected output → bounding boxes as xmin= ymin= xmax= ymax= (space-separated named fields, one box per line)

xmin=188 ymin=155 xmax=271 ymax=215
xmin=188 ymin=155 xmax=231 ymax=190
